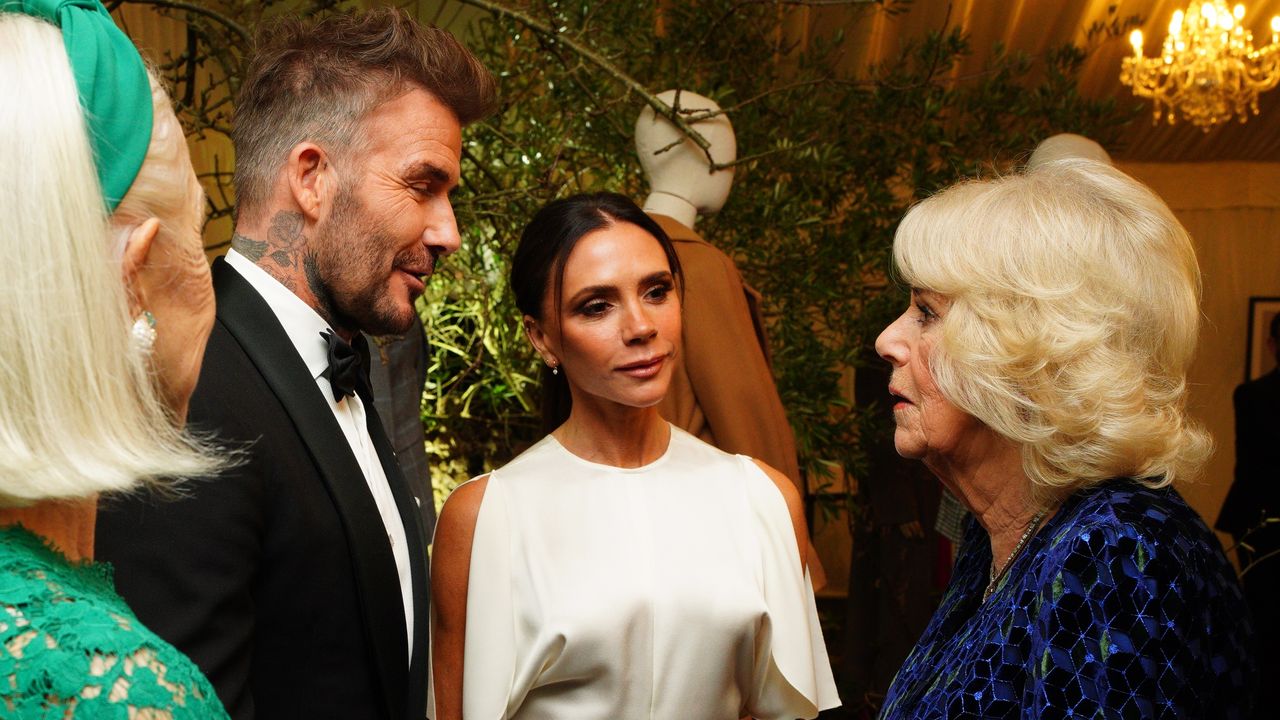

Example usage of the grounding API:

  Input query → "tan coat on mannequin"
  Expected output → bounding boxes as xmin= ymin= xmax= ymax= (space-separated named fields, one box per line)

xmin=636 ymin=90 xmax=825 ymax=589
xmin=648 ymin=215 xmax=799 ymax=480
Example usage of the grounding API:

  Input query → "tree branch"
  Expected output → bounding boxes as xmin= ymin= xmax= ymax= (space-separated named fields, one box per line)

xmin=119 ymin=0 xmax=252 ymax=46
xmin=460 ymin=143 xmax=507 ymax=193
xmin=716 ymin=137 xmax=820 ymax=171
xmin=1242 ymin=547 xmax=1280 ymax=578
xmin=699 ymin=0 xmax=883 ymax=55
xmin=455 ymin=0 xmax=717 ymax=160
xmin=680 ymin=78 xmax=834 ymax=123
xmin=181 ymin=24 xmax=197 ymax=106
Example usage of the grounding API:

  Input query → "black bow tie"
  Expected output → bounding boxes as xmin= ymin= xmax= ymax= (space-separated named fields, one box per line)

xmin=320 ymin=330 xmax=370 ymax=403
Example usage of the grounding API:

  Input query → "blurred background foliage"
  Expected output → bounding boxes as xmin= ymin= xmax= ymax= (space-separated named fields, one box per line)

xmin=113 ymin=0 xmax=1135 ymax=526
xmin=114 ymin=2 xmax=1138 ymax=711
xmin=417 ymin=0 xmax=1136 ymax=516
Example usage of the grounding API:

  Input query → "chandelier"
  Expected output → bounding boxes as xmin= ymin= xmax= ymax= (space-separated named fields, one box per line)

xmin=1120 ymin=1 xmax=1280 ymax=130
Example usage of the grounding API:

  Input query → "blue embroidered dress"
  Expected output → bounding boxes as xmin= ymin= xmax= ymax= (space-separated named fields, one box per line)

xmin=880 ymin=481 xmax=1256 ymax=719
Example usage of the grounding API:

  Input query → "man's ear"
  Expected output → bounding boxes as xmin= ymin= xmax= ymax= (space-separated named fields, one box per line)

xmin=523 ymin=315 xmax=559 ymax=367
xmin=286 ymin=142 xmax=335 ymax=222
xmin=120 ymin=217 xmax=161 ymax=316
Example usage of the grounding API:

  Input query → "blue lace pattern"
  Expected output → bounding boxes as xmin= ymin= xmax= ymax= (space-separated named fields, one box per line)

xmin=880 ymin=480 xmax=1256 ymax=719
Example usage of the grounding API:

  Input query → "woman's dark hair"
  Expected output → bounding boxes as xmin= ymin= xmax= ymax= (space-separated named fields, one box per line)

xmin=510 ymin=192 xmax=683 ymax=431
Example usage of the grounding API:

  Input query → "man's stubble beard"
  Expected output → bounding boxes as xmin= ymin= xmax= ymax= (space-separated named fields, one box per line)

xmin=305 ymin=189 xmax=421 ymax=338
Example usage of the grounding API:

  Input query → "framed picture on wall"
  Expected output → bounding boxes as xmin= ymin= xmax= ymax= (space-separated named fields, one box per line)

xmin=1245 ymin=296 xmax=1280 ymax=382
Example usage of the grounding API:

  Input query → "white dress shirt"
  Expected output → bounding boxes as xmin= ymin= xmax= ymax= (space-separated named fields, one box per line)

xmin=225 ymin=249 xmax=415 ymax=665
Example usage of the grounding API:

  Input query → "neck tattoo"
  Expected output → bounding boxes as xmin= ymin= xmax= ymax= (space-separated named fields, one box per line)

xmin=984 ymin=508 xmax=1048 ymax=602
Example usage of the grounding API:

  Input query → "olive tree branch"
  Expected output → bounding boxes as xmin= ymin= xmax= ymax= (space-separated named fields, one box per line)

xmin=719 ymin=137 xmax=821 ymax=171
xmin=674 ymin=78 xmax=835 ymax=125
xmin=118 ymin=0 xmax=252 ymax=46
xmin=1242 ymin=548 xmax=1280 ymax=578
xmin=698 ymin=0 xmax=884 ymax=54
xmin=460 ymin=144 xmax=507 ymax=194
xmin=455 ymin=0 xmax=718 ymax=163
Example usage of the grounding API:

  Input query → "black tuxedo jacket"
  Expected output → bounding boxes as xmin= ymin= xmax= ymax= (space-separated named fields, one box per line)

xmin=97 ymin=258 xmax=430 ymax=720
xmin=1217 ymin=367 xmax=1280 ymax=537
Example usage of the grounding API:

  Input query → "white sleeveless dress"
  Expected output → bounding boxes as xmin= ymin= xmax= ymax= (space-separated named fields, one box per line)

xmin=431 ymin=425 xmax=839 ymax=719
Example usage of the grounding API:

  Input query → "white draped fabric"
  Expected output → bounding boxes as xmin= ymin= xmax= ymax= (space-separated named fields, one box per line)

xmin=433 ymin=426 xmax=839 ymax=720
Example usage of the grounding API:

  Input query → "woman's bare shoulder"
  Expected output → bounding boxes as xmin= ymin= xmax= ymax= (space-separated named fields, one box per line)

xmin=749 ymin=459 xmax=804 ymax=517
xmin=435 ymin=475 xmax=491 ymax=546
xmin=748 ymin=458 xmax=809 ymax=568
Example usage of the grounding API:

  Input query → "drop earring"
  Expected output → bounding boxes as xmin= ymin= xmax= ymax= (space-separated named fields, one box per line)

xmin=131 ymin=310 xmax=157 ymax=354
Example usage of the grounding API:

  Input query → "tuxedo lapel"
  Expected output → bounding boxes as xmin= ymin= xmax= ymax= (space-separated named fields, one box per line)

xmin=211 ymin=258 xmax=409 ymax=719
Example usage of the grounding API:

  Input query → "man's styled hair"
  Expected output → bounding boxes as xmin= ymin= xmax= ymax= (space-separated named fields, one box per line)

xmin=232 ymin=7 xmax=498 ymax=221
xmin=0 ymin=14 xmax=225 ymax=506
xmin=893 ymin=159 xmax=1211 ymax=506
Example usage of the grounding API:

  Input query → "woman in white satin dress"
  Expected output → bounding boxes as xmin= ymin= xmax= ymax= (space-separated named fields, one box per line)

xmin=429 ymin=192 xmax=838 ymax=720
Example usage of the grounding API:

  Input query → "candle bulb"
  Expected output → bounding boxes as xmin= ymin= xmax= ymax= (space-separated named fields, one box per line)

xmin=1121 ymin=1 xmax=1280 ymax=129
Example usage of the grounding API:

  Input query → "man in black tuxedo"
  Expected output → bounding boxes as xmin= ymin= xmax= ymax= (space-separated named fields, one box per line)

xmin=1217 ymin=311 xmax=1280 ymax=703
xmin=96 ymin=9 xmax=495 ymax=719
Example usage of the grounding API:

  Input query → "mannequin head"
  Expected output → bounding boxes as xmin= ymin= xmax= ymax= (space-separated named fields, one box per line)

xmin=1027 ymin=133 xmax=1112 ymax=168
xmin=635 ymin=89 xmax=736 ymax=228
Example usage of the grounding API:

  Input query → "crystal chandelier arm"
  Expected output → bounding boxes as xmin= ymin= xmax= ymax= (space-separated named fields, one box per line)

xmin=1119 ymin=1 xmax=1280 ymax=129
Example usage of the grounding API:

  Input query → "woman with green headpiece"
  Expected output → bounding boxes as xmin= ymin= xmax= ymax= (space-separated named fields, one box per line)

xmin=0 ymin=1 xmax=232 ymax=716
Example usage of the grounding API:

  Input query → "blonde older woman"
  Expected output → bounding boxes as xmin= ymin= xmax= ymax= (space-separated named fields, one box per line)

xmin=876 ymin=160 xmax=1255 ymax=719
xmin=0 ymin=2 xmax=228 ymax=716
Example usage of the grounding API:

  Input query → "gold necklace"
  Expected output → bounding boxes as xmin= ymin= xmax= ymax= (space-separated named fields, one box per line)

xmin=983 ymin=508 xmax=1047 ymax=602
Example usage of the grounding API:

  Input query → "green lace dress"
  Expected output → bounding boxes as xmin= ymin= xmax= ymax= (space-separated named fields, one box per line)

xmin=0 ymin=525 xmax=229 ymax=718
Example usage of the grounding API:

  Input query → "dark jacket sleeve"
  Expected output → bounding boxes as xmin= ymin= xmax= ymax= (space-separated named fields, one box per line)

xmin=96 ymin=326 xmax=268 ymax=720
xmin=1218 ymin=379 xmax=1271 ymax=536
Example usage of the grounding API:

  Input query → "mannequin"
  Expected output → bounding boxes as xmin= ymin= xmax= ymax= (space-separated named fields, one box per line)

xmin=1027 ymin=132 xmax=1113 ymax=168
xmin=636 ymin=90 xmax=825 ymax=588
xmin=636 ymin=90 xmax=737 ymax=225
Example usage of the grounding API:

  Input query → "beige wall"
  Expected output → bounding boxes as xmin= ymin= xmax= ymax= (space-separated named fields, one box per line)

xmin=1120 ymin=163 xmax=1280 ymax=539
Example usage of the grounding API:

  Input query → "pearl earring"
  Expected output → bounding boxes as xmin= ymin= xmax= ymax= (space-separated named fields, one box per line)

xmin=131 ymin=310 xmax=157 ymax=354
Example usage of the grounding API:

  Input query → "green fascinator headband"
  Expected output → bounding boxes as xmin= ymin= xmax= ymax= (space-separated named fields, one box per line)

xmin=4 ymin=0 xmax=153 ymax=212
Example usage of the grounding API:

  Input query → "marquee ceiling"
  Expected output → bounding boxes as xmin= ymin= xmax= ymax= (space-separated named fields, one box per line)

xmin=118 ymin=1 xmax=1279 ymax=163
xmin=826 ymin=0 xmax=1280 ymax=162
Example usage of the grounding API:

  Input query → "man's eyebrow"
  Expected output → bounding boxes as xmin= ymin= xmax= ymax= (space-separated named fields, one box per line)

xmin=402 ymin=161 xmax=454 ymax=185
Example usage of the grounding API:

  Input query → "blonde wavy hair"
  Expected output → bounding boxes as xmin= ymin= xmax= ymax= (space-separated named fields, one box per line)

xmin=893 ymin=158 xmax=1211 ymax=505
xmin=0 ymin=13 xmax=225 ymax=507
